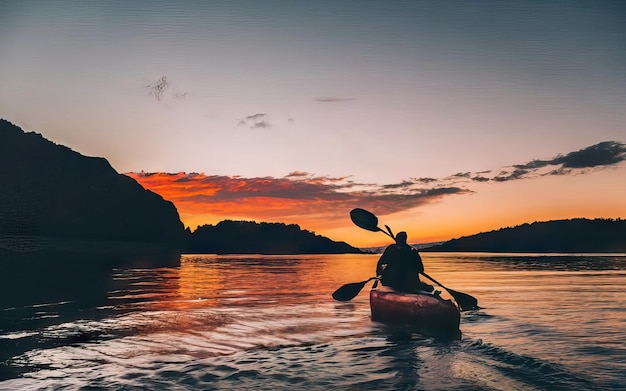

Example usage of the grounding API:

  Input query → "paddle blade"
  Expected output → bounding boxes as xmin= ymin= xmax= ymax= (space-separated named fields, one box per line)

xmin=332 ymin=280 xmax=368 ymax=301
xmin=350 ymin=208 xmax=381 ymax=232
xmin=448 ymin=289 xmax=479 ymax=311
xmin=421 ymin=272 xmax=479 ymax=311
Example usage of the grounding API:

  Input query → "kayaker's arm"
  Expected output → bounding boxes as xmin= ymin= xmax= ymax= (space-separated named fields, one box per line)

xmin=411 ymin=247 xmax=425 ymax=273
xmin=376 ymin=258 xmax=387 ymax=277
xmin=376 ymin=245 xmax=393 ymax=276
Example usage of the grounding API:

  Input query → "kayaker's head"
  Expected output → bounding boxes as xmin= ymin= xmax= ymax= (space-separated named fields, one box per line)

xmin=395 ymin=231 xmax=407 ymax=246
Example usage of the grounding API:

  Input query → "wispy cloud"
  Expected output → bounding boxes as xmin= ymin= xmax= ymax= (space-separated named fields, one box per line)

xmin=315 ymin=96 xmax=354 ymax=103
xmin=515 ymin=141 xmax=626 ymax=170
xmin=493 ymin=169 xmax=529 ymax=182
xmin=434 ymin=141 xmax=626 ymax=184
xmin=238 ymin=113 xmax=270 ymax=129
xmin=145 ymin=75 xmax=188 ymax=101
xmin=126 ymin=141 xmax=625 ymax=228
xmin=489 ymin=141 xmax=626 ymax=182
xmin=146 ymin=76 xmax=170 ymax=101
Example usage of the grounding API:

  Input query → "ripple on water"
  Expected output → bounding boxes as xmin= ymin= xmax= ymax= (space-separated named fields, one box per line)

xmin=5 ymin=302 xmax=373 ymax=386
xmin=3 ymin=254 xmax=626 ymax=390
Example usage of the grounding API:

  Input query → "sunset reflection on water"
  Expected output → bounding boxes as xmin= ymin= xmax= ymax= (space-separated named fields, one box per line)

xmin=110 ymin=254 xmax=380 ymax=312
xmin=3 ymin=253 xmax=625 ymax=390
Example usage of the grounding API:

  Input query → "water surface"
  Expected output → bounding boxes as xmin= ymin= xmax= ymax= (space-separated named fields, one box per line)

xmin=1 ymin=253 xmax=625 ymax=390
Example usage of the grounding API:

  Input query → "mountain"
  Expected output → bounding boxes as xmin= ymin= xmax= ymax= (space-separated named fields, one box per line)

xmin=422 ymin=219 xmax=626 ymax=253
xmin=188 ymin=220 xmax=363 ymax=254
xmin=0 ymin=119 xmax=186 ymax=254
xmin=1 ymin=119 xmax=362 ymax=256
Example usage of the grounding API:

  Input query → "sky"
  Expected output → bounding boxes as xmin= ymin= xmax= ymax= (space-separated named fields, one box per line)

xmin=1 ymin=1 xmax=625 ymax=247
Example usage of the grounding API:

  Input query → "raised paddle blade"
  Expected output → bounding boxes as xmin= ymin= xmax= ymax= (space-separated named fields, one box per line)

xmin=332 ymin=278 xmax=375 ymax=301
xmin=350 ymin=208 xmax=381 ymax=233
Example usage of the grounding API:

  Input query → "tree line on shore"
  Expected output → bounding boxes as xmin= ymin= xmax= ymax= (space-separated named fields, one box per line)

xmin=422 ymin=218 xmax=626 ymax=253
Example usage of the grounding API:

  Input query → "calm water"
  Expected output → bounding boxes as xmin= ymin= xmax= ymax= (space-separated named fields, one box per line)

xmin=1 ymin=253 xmax=625 ymax=390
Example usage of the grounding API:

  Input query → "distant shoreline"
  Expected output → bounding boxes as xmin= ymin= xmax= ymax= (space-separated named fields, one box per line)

xmin=2 ymin=235 xmax=624 ymax=257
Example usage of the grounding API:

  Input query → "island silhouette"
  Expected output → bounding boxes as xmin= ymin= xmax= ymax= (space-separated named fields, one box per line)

xmin=421 ymin=219 xmax=626 ymax=253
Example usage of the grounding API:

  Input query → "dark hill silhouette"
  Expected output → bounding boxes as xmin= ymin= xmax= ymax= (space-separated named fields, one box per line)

xmin=1 ymin=119 xmax=363 ymax=255
xmin=422 ymin=218 xmax=626 ymax=253
xmin=0 ymin=119 xmax=186 ymax=254
xmin=188 ymin=220 xmax=363 ymax=254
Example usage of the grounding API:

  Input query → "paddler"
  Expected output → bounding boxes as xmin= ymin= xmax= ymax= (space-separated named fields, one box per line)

xmin=376 ymin=231 xmax=434 ymax=293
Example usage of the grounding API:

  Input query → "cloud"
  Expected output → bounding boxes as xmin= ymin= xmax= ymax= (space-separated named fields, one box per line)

xmin=471 ymin=176 xmax=490 ymax=182
xmin=492 ymin=168 xmax=530 ymax=182
xmin=238 ymin=113 xmax=270 ymax=129
xmin=381 ymin=180 xmax=416 ymax=190
xmin=411 ymin=177 xmax=438 ymax=184
xmin=450 ymin=141 xmax=626 ymax=183
xmin=514 ymin=141 xmax=626 ymax=171
xmin=145 ymin=75 xmax=188 ymax=101
xmin=285 ymin=171 xmax=310 ymax=178
xmin=125 ymin=141 xmax=624 ymax=230
xmin=146 ymin=76 xmax=170 ymax=101
xmin=315 ymin=96 xmax=354 ymax=103
xmin=126 ymin=172 xmax=471 ymax=228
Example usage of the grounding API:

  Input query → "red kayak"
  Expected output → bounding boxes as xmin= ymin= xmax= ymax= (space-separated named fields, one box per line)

xmin=370 ymin=286 xmax=461 ymax=335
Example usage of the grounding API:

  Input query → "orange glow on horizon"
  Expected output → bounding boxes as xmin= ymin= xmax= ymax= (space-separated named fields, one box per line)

xmin=126 ymin=169 xmax=625 ymax=248
xmin=126 ymin=171 xmax=358 ymax=229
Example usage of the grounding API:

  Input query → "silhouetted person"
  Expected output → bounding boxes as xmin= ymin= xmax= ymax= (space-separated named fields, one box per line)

xmin=376 ymin=231 xmax=434 ymax=293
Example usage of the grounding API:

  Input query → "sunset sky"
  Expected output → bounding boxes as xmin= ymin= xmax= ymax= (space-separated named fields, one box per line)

xmin=1 ymin=1 xmax=625 ymax=247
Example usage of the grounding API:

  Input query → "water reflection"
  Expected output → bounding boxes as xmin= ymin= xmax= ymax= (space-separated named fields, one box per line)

xmin=0 ymin=251 xmax=180 ymax=313
xmin=110 ymin=254 xmax=379 ymax=312
xmin=427 ymin=252 xmax=626 ymax=271
xmin=1 ymin=252 xmax=625 ymax=389
xmin=0 ymin=251 xmax=180 ymax=380
xmin=378 ymin=332 xmax=423 ymax=390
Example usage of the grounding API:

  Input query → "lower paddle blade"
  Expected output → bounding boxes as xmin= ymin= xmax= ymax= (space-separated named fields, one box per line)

xmin=448 ymin=289 xmax=479 ymax=311
xmin=421 ymin=272 xmax=479 ymax=311
xmin=332 ymin=280 xmax=368 ymax=301
xmin=350 ymin=208 xmax=381 ymax=232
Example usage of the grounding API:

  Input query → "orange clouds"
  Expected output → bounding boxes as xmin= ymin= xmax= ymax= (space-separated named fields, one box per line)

xmin=125 ymin=172 xmax=470 ymax=232
xmin=125 ymin=140 xmax=626 ymax=245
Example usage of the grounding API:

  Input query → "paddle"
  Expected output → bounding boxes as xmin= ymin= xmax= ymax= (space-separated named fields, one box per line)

xmin=420 ymin=272 xmax=478 ymax=311
xmin=349 ymin=208 xmax=396 ymax=239
xmin=332 ymin=277 xmax=378 ymax=301
xmin=347 ymin=208 xmax=480 ymax=311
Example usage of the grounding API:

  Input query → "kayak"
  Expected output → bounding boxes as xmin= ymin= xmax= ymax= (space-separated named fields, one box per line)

xmin=369 ymin=286 xmax=461 ymax=335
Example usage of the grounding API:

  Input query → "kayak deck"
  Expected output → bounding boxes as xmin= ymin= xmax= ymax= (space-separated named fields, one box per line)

xmin=370 ymin=287 xmax=461 ymax=334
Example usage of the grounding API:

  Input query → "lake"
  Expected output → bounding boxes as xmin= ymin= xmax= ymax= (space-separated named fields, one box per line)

xmin=1 ymin=252 xmax=625 ymax=390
